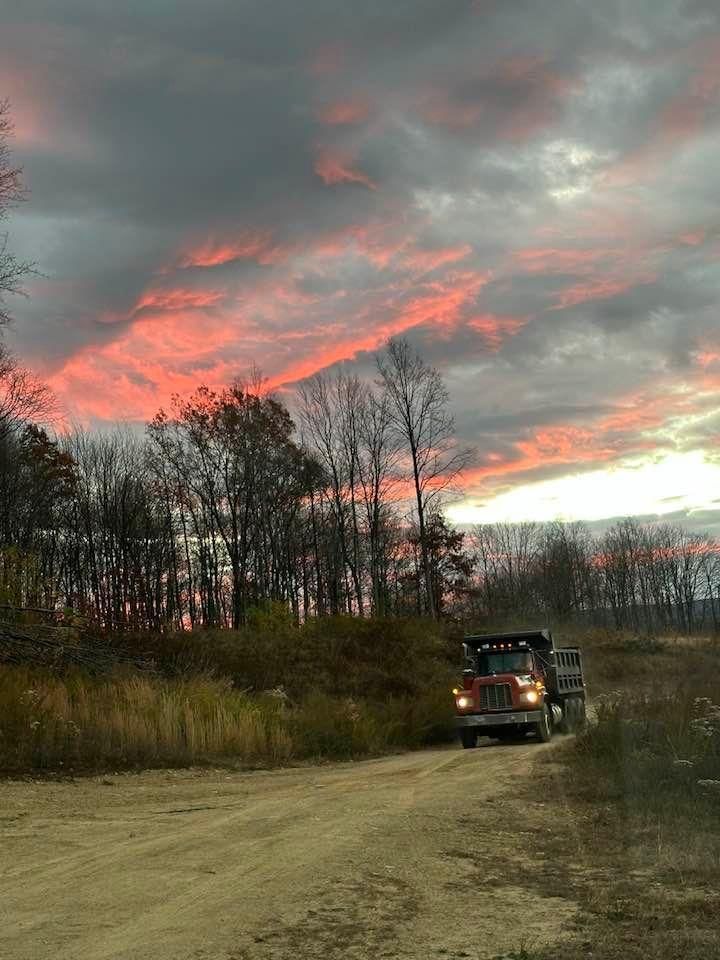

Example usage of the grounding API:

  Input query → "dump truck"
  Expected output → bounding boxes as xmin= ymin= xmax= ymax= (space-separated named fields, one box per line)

xmin=454 ymin=629 xmax=586 ymax=748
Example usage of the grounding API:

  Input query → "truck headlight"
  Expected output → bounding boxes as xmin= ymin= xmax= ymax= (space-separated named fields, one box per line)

xmin=521 ymin=690 xmax=539 ymax=704
xmin=456 ymin=695 xmax=472 ymax=709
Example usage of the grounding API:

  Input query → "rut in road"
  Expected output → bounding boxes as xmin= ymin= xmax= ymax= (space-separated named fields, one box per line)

xmin=1 ymin=741 xmax=577 ymax=960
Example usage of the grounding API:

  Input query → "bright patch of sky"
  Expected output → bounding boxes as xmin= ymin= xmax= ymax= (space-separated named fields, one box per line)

xmin=448 ymin=451 xmax=720 ymax=526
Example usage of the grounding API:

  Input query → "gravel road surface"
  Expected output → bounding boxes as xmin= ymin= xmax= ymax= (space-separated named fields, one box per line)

xmin=1 ymin=741 xmax=575 ymax=959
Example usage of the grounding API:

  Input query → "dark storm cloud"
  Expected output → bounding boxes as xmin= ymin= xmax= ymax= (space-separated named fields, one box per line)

xmin=0 ymin=0 xmax=718 ymax=517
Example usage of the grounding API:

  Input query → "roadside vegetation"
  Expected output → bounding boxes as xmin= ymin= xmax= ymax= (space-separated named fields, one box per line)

xmin=0 ymin=614 xmax=458 ymax=774
xmin=510 ymin=629 xmax=720 ymax=960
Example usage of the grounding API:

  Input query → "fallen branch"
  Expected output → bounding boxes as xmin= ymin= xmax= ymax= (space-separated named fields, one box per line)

xmin=0 ymin=623 xmax=154 ymax=675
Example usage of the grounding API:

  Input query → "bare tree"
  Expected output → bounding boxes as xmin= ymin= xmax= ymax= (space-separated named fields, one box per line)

xmin=356 ymin=388 xmax=402 ymax=615
xmin=0 ymin=346 xmax=56 ymax=438
xmin=298 ymin=371 xmax=365 ymax=614
xmin=471 ymin=522 xmax=541 ymax=620
xmin=377 ymin=337 xmax=472 ymax=618
xmin=0 ymin=100 xmax=32 ymax=327
xmin=600 ymin=518 xmax=643 ymax=630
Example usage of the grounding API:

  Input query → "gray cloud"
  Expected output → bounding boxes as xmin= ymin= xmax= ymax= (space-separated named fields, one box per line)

xmin=0 ymin=0 xmax=718 ymax=516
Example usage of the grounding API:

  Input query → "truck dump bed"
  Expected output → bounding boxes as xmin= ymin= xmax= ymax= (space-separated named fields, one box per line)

xmin=544 ymin=647 xmax=584 ymax=697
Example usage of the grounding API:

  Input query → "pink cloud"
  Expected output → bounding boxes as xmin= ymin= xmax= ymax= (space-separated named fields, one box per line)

xmin=458 ymin=379 xmax=711 ymax=496
xmin=46 ymin=247 xmax=493 ymax=420
xmin=510 ymin=241 xmax=661 ymax=311
xmin=461 ymin=424 xmax=618 ymax=491
xmin=695 ymin=345 xmax=720 ymax=394
xmin=678 ymin=229 xmax=706 ymax=247
xmin=401 ymin=244 xmax=473 ymax=273
xmin=467 ymin=314 xmax=527 ymax=350
xmin=310 ymin=230 xmax=471 ymax=273
xmin=0 ymin=29 xmax=100 ymax=158
xmin=697 ymin=350 xmax=720 ymax=369
xmin=135 ymin=288 xmax=224 ymax=312
xmin=511 ymin=246 xmax=620 ymax=276
xmin=314 ymin=147 xmax=377 ymax=189
xmin=655 ymin=37 xmax=720 ymax=144
xmin=551 ymin=274 xmax=656 ymax=310
xmin=392 ymin=270 xmax=491 ymax=333
xmin=177 ymin=232 xmax=284 ymax=268
xmin=262 ymin=269 xmax=491 ymax=389
xmin=317 ymin=99 xmax=371 ymax=126
xmin=0 ymin=79 xmax=47 ymax=148
xmin=49 ymin=310 xmax=241 ymax=422
xmin=514 ymin=246 xmax=615 ymax=275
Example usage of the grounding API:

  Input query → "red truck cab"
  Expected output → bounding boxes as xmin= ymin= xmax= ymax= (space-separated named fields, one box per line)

xmin=454 ymin=630 xmax=585 ymax=748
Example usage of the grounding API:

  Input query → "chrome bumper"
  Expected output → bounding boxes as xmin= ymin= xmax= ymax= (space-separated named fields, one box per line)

xmin=456 ymin=710 xmax=543 ymax=728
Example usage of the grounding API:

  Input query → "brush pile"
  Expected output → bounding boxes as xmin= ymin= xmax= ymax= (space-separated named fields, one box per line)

xmin=0 ymin=621 xmax=152 ymax=674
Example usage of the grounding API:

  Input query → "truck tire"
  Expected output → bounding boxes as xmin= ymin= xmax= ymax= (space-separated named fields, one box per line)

xmin=534 ymin=704 xmax=552 ymax=743
xmin=460 ymin=728 xmax=478 ymax=749
xmin=558 ymin=698 xmax=576 ymax=734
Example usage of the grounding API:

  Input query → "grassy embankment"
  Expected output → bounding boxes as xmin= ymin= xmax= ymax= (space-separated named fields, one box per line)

xmin=0 ymin=613 xmax=459 ymax=774
xmin=498 ymin=628 xmax=720 ymax=960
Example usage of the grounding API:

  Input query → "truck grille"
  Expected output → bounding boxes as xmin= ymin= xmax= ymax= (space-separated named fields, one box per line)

xmin=478 ymin=683 xmax=512 ymax=710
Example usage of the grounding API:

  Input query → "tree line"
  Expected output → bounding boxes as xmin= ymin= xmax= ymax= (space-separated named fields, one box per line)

xmin=0 ymin=339 xmax=474 ymax=628
xmin=1 ymin=342 xmax=719 ymax=633
xmin=470 ymin=519 xmax=720 ymax=635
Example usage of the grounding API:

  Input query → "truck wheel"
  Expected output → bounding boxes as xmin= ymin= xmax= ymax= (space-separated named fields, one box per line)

xmin=558 ymin=699 xmax=575 ymax=734
xmin=460 ymin=728 xmax=478 ymax=749
xmin=534 ymin=705 xmax=552 ymax=743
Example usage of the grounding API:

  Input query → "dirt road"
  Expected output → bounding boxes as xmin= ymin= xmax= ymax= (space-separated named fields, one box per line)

xmin=1 ymin=742 xmax=576 ymax=960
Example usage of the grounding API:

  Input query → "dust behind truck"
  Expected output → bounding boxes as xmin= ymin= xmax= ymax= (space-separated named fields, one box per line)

xmin=454 ymin=629 xmax=586 ymax=748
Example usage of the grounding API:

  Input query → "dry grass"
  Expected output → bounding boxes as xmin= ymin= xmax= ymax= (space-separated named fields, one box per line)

xmin=0 ymin=612 xmax=460 ymax=774
xmin=516 ymin=630 xmax=720 ymax=959
xmin=0 ymin=668 xmax=295 ymax=772
xmin=0 ymin=665 xmax=455 ymax=774
xmin=555 ymin=624 xmax=720 ymax=698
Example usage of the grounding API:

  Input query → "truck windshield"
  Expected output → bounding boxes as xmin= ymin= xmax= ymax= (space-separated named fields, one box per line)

xmin=477 ymin=651 xmax=533 ymax=675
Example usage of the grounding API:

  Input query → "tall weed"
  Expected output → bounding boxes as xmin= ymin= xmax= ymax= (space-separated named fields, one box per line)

xmin=0 ymin=667 xmax=292 ymax=772
xmin=570 ymin=681 xmax=720 ymax=881
xmin=0 ymin=664 xmax=455 ymax=773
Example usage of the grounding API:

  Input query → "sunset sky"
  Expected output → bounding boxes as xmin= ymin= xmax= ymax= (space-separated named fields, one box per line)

xmin=1 ymin=0 xmax=719 ymax=531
